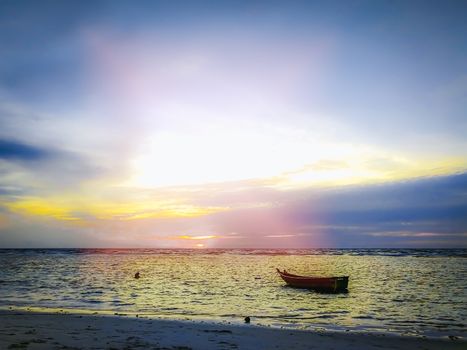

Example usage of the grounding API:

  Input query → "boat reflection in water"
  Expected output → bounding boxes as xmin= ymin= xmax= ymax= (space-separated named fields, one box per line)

xmin=276 ymin=268 xmax=349 ymax=293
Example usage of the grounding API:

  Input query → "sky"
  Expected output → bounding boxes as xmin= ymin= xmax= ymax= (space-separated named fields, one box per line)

xmin=0 ymin=0 xmax=466 ymax=248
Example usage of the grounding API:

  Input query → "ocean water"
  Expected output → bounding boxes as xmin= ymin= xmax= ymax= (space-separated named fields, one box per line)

xmin=0 ymin=249 xmax=465 ymax=338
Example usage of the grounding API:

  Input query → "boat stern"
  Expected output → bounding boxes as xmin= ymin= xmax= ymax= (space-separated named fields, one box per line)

xmin=335 ymin=276 xmax=349 ymax=291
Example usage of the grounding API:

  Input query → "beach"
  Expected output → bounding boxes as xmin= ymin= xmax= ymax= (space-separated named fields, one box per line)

xmin=0 ymin=310 xmax=464 ymax=350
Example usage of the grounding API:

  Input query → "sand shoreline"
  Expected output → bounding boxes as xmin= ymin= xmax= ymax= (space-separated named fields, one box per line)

xmin=0 ymin=310 xmax=464 ymax=350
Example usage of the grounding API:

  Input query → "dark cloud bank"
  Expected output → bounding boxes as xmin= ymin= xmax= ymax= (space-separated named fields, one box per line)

xmin=0 ymin=139 xmax=51 ymax=161
xmin=210 ymin=173 xmax=467 ymax=248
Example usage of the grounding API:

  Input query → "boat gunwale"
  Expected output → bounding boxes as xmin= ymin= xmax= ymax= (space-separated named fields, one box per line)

xmin=276 ymin=269 xmax=349 ymax=281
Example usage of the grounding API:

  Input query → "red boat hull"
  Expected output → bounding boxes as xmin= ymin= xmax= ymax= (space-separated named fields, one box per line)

xmin=276 ymin=269 xmax=349 ymax=292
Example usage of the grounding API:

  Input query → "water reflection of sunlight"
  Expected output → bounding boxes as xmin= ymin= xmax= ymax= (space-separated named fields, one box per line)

xmin=1 ymin=250 xmax=464 ymax=338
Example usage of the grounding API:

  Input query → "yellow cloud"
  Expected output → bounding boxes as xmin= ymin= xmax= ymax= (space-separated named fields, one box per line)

xmin=6 ymin=198 xmax=80 ymax=221
xmin=2 ymin=196 xmax=227 ymax=223
xmin=122 ymin=206 xmax=226 ymax=220
xmin=177 ymin=235 xmax=217 ymax=240
xmin=276 ymin=155 xmax=467 ymax=189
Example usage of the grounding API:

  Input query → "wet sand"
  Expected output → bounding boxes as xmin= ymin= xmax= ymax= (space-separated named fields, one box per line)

xmin=0 ymin=310 xmax=464 ymax=350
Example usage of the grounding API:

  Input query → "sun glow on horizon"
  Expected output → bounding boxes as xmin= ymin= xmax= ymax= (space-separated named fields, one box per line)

xmin=178 ymin=235 xmax=217 ymax=240
xmin=2 ymin=155 xmax=466 ymax=227
xmin=128 ymin=125 xmax=467 ymax=190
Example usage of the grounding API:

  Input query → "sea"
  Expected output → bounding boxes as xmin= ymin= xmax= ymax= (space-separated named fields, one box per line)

xmin=0 ymin=248 xmax=465 ymax=339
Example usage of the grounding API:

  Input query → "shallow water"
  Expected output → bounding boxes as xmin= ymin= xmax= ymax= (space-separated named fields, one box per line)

xmin=0 ymin=249 xmax=465 ymax=338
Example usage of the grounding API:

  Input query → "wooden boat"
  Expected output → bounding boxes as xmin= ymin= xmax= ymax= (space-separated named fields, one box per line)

xmin=276 ymin=268 xmax=349 ymax=292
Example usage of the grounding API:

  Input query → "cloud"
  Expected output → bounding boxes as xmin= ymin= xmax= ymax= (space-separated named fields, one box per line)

xmin=205 ymin=173 xmax=467 ymax=247
xmin=368 ymin=231 xmax=467 ymax=238
xmin=264 ymin=234 xmax=297 ymax=238
xmin=0 ymin=137 xmax=104 ymax=193
xmin=1 ymin=171 xmax=466 ymax=248
xmin=0 ymin=139 xmax=51 ymax=161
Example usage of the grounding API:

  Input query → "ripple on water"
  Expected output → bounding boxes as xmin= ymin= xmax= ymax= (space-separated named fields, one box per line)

xmin=0 ymin=248 xmax=465 ymax=338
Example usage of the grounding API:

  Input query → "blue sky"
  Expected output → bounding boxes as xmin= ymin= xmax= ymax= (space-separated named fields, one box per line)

xmin=0 ymin=0 xmax=466 ymax=248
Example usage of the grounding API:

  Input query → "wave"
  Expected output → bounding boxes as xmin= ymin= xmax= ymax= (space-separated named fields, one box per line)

xmin=0 ymin=248 xmax=465 ymax=258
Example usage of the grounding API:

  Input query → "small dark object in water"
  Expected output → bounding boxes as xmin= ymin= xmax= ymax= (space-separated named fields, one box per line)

xmin=244 ymin=316 xmax=250 ymax=323
xmin=134 ymin=272 xmax=140 ymax=279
